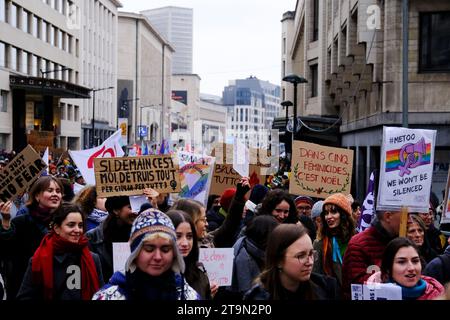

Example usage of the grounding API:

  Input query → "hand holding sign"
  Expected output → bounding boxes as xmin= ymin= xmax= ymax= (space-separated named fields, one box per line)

xmin=0 ymin=200 xmax=12 ymax=229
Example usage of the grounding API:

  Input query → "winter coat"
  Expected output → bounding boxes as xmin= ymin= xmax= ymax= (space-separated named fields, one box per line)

xmin=424 ymin=246 xmax=450 ymax=286
xmin=313 ymin=238 xmax=343 ymax=288
xmin=206 ymin=207 xmax=225 ymax=232
xmin=228 ymin=236 xmax=265 ymax=297
xmin=367 ymin=271 xmax=444 ymax=300
xmin=92 ymin=271 xmax=200 ymax=300
xmin=243 ymin=272 xmax=339 ymax=300
xmin=0 ymin=212 xmax=49 ymax=299
xmin=341 ymin=219 xmax=396 ymax=300
xmin=85 ymin=221 xmax=113 ymax=283
xmin=16 ymin=252 xmax=103 ymax=300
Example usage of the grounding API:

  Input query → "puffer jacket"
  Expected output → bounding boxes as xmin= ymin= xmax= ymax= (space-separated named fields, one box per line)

xmin=341 ymin=219 xmax=396 ymax=299
xmin=367 ymin=271 xmax=444 ymax=300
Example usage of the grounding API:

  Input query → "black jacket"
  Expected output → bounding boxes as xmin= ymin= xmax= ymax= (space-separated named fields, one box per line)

xmin=16 ymin=252 xmax=104 ymax=300
xmin=243 ymin=272 xmax=339 ymax=300
xmin=424 ymin=246 xmax=450 ymax=286
xmin=85 ymin=222 xmax=113 ymax=284
xmin=0 ymin=212 xmax=49 ymax=300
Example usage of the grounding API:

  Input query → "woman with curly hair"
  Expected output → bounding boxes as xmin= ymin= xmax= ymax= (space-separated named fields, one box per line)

xmin=257 ymin=189 xmax=297 ymax=224
xmin=313 ymin=193 xmax=355 ymax=290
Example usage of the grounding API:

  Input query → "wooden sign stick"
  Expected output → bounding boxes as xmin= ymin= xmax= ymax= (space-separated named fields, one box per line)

xmin=398 ymin=206 xmax=409 ymax=237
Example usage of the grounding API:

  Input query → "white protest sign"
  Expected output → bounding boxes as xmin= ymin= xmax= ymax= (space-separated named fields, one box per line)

xmin=233 ymin=138 xmax=249 ymax=178
xmin=129 ymin=195 xmax=149 ymax=213
xmin=351 ymin=283 xmax=402 ymax=300
xmin=377 ymin=127 xmax=436 ymax=213
xmin=112 ymin=242 xmax=130 ymax=273
xmin=441 ymin=169 xmax=450 ymax=224
xmin=199 ymin=248 xmax=234 ymax=286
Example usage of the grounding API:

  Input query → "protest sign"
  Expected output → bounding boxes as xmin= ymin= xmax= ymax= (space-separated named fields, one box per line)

xmin=289 ymin=141 xmax=354 ymax=199
xmin=0 ymin=145 xmax=47 ymax=202
xmin=210 ymin=164 xmax=242 ymax=196
xmin=377 ymin=127 xmax=436 ymax=213
xmin=233 ymin=138 xmax=249 ymax=177
xmin=199 ymin=248 xmax=234 ymax=287
xmin=176 ymin=152 xmax=215 ymax=206
xmin=441 ymin=168 xmax=450 ymax=224
xmin=129 ymin=195 xmax=149 ymax=213
xmin=351 ymin=283 xmax=402 ymax=300
xmin=112 ymin=242 xmax=130 ymax=273
xmin=94 ymin=155 xmax=181 ymax=197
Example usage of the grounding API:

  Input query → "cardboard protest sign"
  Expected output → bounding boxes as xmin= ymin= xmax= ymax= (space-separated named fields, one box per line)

xmin=377 ymin=127 xmax=436 ymax=213
xmin=289 ymin=141 xmax=354 ymax=199
xmin=112 ymin=242 xmax=130 ymax=273
xmin=176 ymin=152 xmax=215 ymax=206
xmin=199 ymin=248 xmax=234 ymax=287
xmin=0 ymin=145 xmax=47 ymax=202
xmin=210 ymin=164 xmax=242 ymax=196
xmin=94 ymin=155 xmax=181 ymax=197
xmin=441 ymin=168 xmax=450 ymax=224
xmin=351 ymin=283 xmax=402 ymax=300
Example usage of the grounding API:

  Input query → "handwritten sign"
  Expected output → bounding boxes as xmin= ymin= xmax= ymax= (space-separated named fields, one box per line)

xmin=289 ymin=141 xmax=354 ymax=199
xmin=377 ymin=127 xmax=436 ymax=213
xmin=176 ymin=152 xmax=215 ymax=206
xmin=112 ymin=242 xmax=130 ymax=273
xmin=94 ymin=155 xmax=181 ymax=197
xmin=0 ymin=145 xmax=47 ymax=202
xmin=210 ymin=164 xmax=242 ymax=196
xmin=199 ymin=248 xmax=234 ymax=286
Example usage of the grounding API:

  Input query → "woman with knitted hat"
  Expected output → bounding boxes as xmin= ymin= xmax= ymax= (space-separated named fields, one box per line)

xmin=17 ymin=203 xmax=103 ymax=300
xmin=313 ymin=193 xmax=355 ymax=290
xmin=92 ymin=208 xmax=199 ymax=300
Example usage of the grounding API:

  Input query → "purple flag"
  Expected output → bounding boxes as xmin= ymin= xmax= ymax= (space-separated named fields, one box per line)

xmin=358 ymin=171 xmax=376 ymax=232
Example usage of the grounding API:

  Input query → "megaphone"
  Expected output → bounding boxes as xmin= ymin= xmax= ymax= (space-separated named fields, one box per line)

xmin=398 ymin=138 xmax=426 ymax=177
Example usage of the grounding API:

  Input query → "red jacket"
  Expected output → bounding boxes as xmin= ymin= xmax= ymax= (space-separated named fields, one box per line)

xmin=342 ymin=223 xmax=395 ymax=299
xmin=418 ymin=275 xmax=445 ymax=300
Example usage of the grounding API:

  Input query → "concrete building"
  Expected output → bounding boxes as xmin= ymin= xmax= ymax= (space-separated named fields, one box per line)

xmin=0 ymin=0 xmax=121 ymax=153
xmin=198 ymin=95 xmax=227 ymax=154
xmin=282 ymin=0 xmax=450 ymax=201
xmin=223 ymin=76 xmax=280 ymax=148
xmin=117 ymin=12 xmax=173 ymax=146
xmin=141 ymin=6 xmax=193 ymax=74
xmin=78 ymin=0 xmax=121 ymax=149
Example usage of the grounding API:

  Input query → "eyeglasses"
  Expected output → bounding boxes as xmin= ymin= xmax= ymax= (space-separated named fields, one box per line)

xmin=297 ymin=206 xmax=312 ymax=211
xmin=274 ymin=208 xmax=290 ymax=214
xmin=288 ymin=250 xmax=319 ymax=264
xmin=196 ymin=217 xmax=207 ymax=223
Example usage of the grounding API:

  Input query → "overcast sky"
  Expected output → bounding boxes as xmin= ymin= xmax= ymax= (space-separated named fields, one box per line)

xmin=119 ymin=0 xmax=296 ymax=96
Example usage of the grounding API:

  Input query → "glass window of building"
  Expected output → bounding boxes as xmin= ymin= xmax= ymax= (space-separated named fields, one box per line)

xmin=31 ymin=55 xmax=38 ymax=77
xmin=41 ymin=20 xmax=47 ymax=42
xmin=57 ymin=29 xmax=62 ymax=49
xmin=0 ymin=42 xmax=4 ymax=67
xmin=21 ymin=51 xmax=28 ymax=74
xmin=420 ymin=12 xmax=450 ymax=72
xmin=0 ymin=0 xmax=5 ymax=22
xmin=10 ymin=3 xmax=17 ymax=28
xmin=21 ymin=9 xmax=29 ymax=33
xmin=60 ymin=103 xmax=66 ymax=120
xmin=9 ymin=46 xmax=17 ymax=70
xmin=32 ymin=15 xmax=39 ymax=37
xmin=0 ymin=90 xmax=7 ymax=112
xmin=74 ymin=105 xmax=79 ymax=121
xmin=49 ymin=25 xmax=54 ymax=45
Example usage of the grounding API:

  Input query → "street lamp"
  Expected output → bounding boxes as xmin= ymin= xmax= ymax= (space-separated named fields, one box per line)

xmin=280 ymin=100 xmax=293 ymax=131
xmin=282 ymin=74 xmax=307 ymax=144
xmin=91 ymin=86 xmax=114 ymax=147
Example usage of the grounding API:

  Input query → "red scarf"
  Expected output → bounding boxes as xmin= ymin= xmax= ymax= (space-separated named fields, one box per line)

xmin=31 ymin=232 xmax=100 ymax=300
